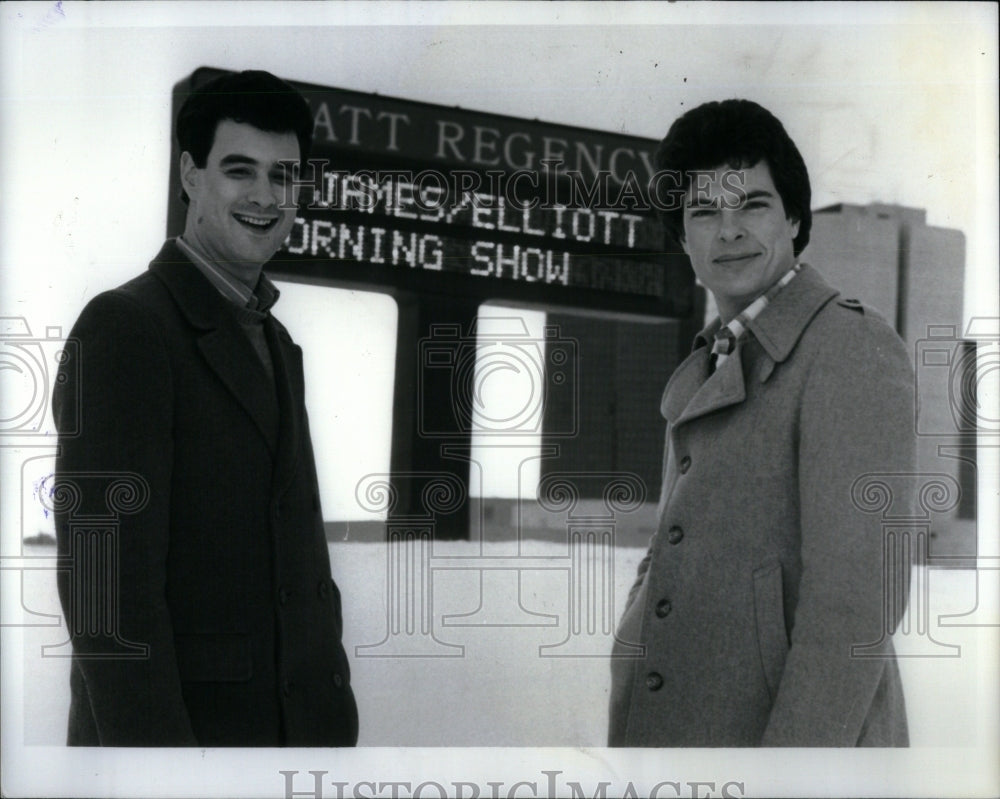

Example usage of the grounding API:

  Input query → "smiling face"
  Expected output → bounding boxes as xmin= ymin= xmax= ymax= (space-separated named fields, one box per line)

xmin=180 ymin=119 xmax=300 ymax=288
xmin=681 ymin=160 xmax=800 ymax=323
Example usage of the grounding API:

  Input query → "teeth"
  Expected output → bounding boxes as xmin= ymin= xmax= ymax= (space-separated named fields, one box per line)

xmin=235 ymin=214 xmax=275 ymax=228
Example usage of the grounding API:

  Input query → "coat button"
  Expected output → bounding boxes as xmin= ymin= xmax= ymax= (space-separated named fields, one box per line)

xmin=282 ymin=679 xmax=292 ymax=698
xmin=318 ymin=579 xmax=330 ymax=599
xmin=655 ymin=598 xmax=672 ymax=618
xmin=332 ymin=671 xmax=344 ymax=689
xmin=667 ymin=525 xmax=684 ymax=545
xmin=278 ymin=586 xmax=289 ymax=606
xmin=646 ymin=672 xmax=664 ymax=691
xmin=679 ymin=456 xmax=691 ymax=474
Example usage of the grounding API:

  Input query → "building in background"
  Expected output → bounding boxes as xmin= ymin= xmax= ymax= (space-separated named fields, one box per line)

xmin=804 ymin=203 xmax=975 ymax=563
xmin=536 ymin=203 xmax=975 ymax=562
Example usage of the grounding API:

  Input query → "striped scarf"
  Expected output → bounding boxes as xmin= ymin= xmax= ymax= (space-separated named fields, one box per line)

xmin=710 ymin=264 xmax=801 ymax=372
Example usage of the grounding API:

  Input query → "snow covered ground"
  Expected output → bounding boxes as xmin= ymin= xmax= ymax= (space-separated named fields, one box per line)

xmin=12 ymin=539 xmax=998 ymax=748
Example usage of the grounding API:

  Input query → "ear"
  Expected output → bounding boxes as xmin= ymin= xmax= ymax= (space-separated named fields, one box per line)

xmin=179 ymin=151 xmax=200 ymax=202
xmin=788 ymin=216 xmax=801 ymax=239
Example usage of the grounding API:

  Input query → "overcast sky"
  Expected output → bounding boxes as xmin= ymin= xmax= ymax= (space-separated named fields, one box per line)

xmin=3 ymin=2 xmax=996 ymax=322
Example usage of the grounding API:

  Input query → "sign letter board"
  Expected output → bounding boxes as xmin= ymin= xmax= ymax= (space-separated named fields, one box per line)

xmin=168 ymin=67 xmax=694 ymax=319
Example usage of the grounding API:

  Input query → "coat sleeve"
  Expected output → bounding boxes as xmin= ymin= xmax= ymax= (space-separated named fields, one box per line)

xmin=53 ymin=291 xmax=198 ymax=745
xmin=623 ymin=417 xmax=674 ymax=613
xmin=760 ymin=310 xmax=916 ymax=746
xmin=624 ymin=545 xmax=653 ymax=612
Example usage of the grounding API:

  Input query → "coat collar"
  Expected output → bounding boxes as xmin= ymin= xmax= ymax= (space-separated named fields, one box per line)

xmin=147 ymin=239 xmax=246 ymax=330
xmin=661 ymin=263 xmax=838 ymax=426
xmin=745 ymin=263 xmax=839 ymax=364
xmin=147 ymin=240 xmax=299 ymax=473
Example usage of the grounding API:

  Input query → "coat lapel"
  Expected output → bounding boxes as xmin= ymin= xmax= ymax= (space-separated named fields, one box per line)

xmin=195 ymin=331 xmax=279 ymax=454
xmin=266 ymin=319 xmax=302 ymax=495
xmin=661 ymin=345 xmax=709 ymax=422
xmin=747 ymin=263 xmax=839 ymax=370
xmin=661 ymin=320 xmax=749 ymax=429
xmin=672 ymin=348 xmax=748 ymax=427
xmin=149 ymin=241 xmax=280 ymax=455
xmin=661 ymin=263 xmax=839 ymax=430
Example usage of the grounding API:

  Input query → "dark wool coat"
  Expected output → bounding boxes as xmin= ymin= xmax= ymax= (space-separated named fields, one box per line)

xmin=52 ymin=240 xmax=358 ymax=746
xmin=609 ymin=264 xmax=914 ymax=747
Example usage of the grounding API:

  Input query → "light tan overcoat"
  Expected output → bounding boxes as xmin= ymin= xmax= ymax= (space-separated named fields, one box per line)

xmin=609 ymin=264 xmax=914 ymax=747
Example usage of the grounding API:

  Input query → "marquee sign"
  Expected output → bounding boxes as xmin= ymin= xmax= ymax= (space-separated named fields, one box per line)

xmin=168 ymin=67 xmax=695 ymax=319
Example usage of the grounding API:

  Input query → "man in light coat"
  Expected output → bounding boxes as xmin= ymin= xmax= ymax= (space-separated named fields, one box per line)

xmin=52 ymin=70 xmax=358 ymax=746
xmin=609 ymin=99 xmax=914 ymax=746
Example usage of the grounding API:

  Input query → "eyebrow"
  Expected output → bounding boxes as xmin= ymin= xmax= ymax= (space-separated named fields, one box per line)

xmin=685 ymin=195 xmax=717 ymax=209
xmin=218 ymin=154 xmax=295 ymax=178
xmin=685 ymin=188 xmax=777 ymax=209
xmin=218 ymin=154 xmax=258 ymax=168
xmin=743 ymin=189 xmax=776 ymax=202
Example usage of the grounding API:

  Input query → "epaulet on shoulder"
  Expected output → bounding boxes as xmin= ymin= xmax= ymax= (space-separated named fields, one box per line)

xmin=836 ymin=297 xmax=865 ymax=314
xmin=829 ymin=295 xmax=898 ymax=339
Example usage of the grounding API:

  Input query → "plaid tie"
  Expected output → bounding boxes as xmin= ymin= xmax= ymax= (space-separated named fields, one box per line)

xmin=709 ymin=326 xmax=738 ymax=372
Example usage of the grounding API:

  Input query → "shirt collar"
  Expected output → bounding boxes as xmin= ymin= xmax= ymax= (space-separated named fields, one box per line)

xmin=176 ymin=236 xmax=280 ymax=314
xmin=693 ymin=264 xmax=801 ymax=353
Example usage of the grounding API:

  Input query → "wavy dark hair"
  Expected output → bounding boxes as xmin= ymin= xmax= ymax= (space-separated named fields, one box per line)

xmin=176 ymin=70 xmax=313 ymax=204
xmin=653 ymin=99 xmax=811 ymax=256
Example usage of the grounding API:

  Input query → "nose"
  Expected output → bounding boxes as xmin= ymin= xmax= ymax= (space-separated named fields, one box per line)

xmin=247 ymin=172 xmax=278 ymax=209
xmin=716 ymin=209 xmax=745 ymax=242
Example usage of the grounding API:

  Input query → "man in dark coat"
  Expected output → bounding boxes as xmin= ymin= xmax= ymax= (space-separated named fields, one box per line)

xmin=609 ymin=100 xmax=914 ymax=746
xmin=52 ymin=70 xmax=358 ymax=746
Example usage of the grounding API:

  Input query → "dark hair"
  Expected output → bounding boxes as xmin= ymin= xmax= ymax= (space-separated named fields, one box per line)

xmin=653 ymin=99 xmax=811 ymax=256
xmin=176 ymin=70 xmax=313 ymax=203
